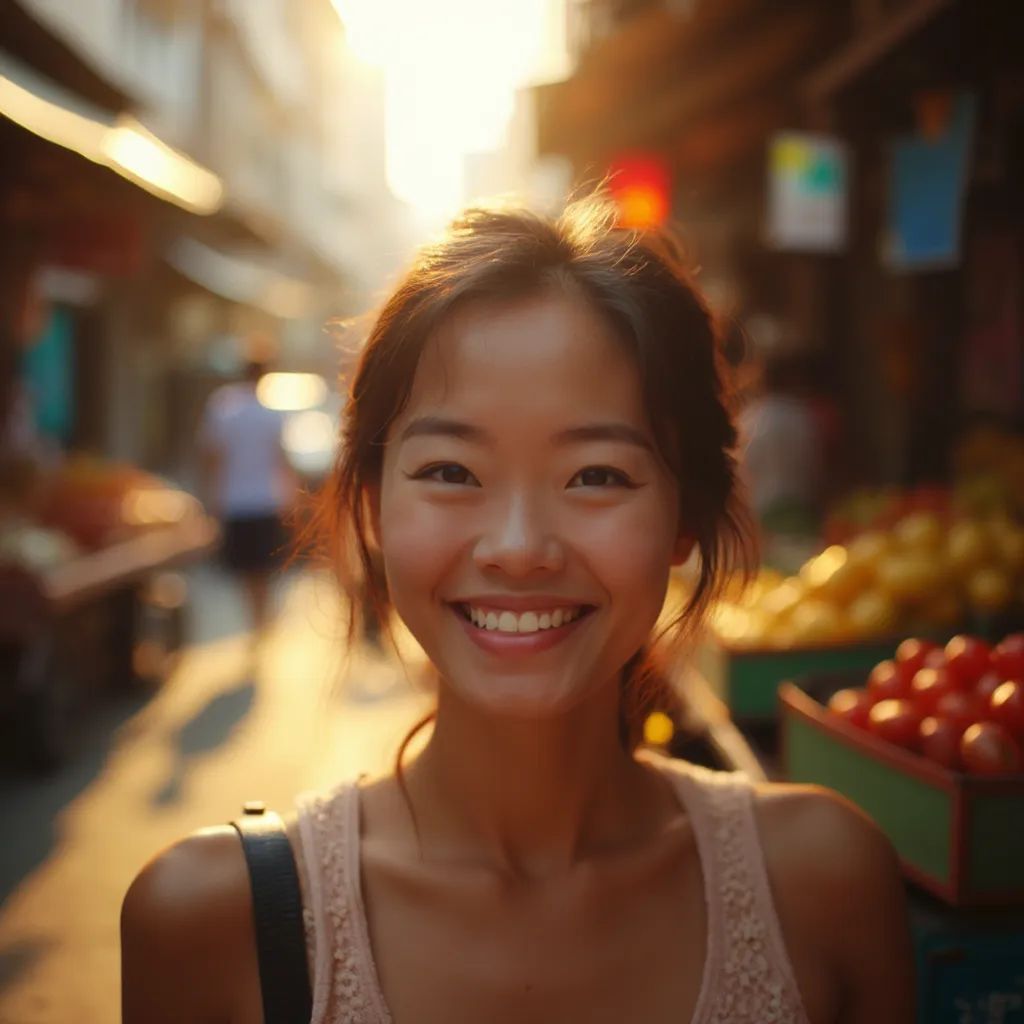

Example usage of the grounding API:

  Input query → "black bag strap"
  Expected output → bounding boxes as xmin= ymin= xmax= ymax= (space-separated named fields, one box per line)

xmin=232 ymin=801 xmax=313 ymax=1024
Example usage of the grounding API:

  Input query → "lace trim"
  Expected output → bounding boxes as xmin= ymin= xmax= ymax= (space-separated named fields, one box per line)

xmin=680 ymin=765 xmax=808 ymax=1024
xmin=301 ymin=783 xmax=385 ymax=1024
xmin=301 ymin=905 xmax=316 ymax=987
xmin=299 ymin=761 xmax=809 ymax=1024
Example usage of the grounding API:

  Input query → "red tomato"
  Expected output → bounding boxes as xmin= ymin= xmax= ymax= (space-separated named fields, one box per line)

xmin=910 ymin=666 xmax=958 ymax=714
xmin=922 ymin=648 xmax=949 ymax=670
xmin=933 ymin=690 xmax=983 ymax=732
xmin=868 ymin=698 xmax=925 ymax=749
xmin=827 ymin=688 xmax=874 ymax=729
xmin=975 ymin=671 xmax=1005 ymax=706
xmin=960 ymin=721 xmax=1023 ymax=775
xmin=895 ymin=637 xmax=939 ymax=677
xmin=944 ymin=635 xmax=992 ymax=688
xmin=990 ymin=680 xmax=1024 ymax=737
xmin=867 ymin=659 xmax=911 ymax=701
xmin=919 ymin=716 xmax=964 ymax=769
xmin=990 ymin=633 xmax=1024 ymax=681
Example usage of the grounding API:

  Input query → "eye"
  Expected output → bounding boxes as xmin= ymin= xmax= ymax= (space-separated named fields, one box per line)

xmin=569 ymin=466 xmax=637 ymax=489
xmin=410 ymin=462 xmax=478 ymax=486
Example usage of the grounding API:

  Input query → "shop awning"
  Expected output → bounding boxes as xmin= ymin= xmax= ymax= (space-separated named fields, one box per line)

xmin=0 ymin=49 xmax=223 ymax=216
xmin=537 ymin=0 xmax=837 ymax=176
xmin=801 ymin=0 xmax=955 ymax=107
xmin=0 ymin=0 xmax=132 ymax=112
xmin=165 ymin=237 xmax=319 ymax=320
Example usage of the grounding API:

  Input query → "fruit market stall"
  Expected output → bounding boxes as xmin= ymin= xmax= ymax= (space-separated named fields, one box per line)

xmin=0 ymin=454 xmax=218 ymax=769
xmin=698 ymin=499 xmax=1024 ymax=723
xmin=779 ymin=630 xmax=1024 ymax=1021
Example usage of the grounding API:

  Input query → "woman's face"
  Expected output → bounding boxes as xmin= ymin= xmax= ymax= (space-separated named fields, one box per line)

xmin=375 ymin=289 xmax=690 ymax=718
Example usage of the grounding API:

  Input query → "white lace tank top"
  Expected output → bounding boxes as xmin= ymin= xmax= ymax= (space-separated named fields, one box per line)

xmin=294 ymin=757 xmax=811 ymax=1023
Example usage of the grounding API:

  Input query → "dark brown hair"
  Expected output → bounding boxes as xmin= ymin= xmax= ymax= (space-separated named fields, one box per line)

xmin=300 ymin=191 xmax=755 ymax=761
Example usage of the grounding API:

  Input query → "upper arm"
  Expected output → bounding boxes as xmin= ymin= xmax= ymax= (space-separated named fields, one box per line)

xmin=121 ymin=827 xmax=259 ymax=1024
xmin=755 ymin=785 xmax=916 ymax=1024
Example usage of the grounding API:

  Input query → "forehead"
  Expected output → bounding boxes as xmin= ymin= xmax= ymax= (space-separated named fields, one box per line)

xmin=401 ymin=290 xmax=647 ymax=423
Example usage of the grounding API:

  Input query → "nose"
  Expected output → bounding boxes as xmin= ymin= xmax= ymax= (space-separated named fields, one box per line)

xmin=473 ymin=490 xmax=565 ymax=577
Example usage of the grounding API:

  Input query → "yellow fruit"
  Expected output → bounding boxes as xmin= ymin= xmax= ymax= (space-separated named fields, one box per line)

xmin=756 ymin=578 xmax=805 ymax=624
xmin=737 ymin=568 xmax=784 ymax=609
xmin=766 ymin=623 xmax=798 ymax=649
xmin=966 ymin=566 xmax=1014 ymax=612
xmin=828 ymin=557 xmax=875 ymax=602
xmin=789 ymin=600 xmax=846 ymax=644
xmin=802 ymin=545 xmax=874 ymax=603
xmin=800 ymin=545 xmax=846 ymax=590
xmin=743 ymin=609 xmax=772 ymax=643
xmin=893 ymin=511 xmax=944 ymax=550
xmin=991 ymin=523 xmax=1024 ymax=573
xmin=847 ymin=590 xmax=898 ymax=638
xmin=846 ymin=530 xmax=890 ymax=570
xmin=946 ymin=519 xmax=991 ymax=575
xmin=709 ymin=604 xmax=747 ymax=642
xmin=876 ymin=554 xmax=942 ymax=603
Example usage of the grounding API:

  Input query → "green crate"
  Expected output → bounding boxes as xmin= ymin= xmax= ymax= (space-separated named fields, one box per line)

xmin=781 ymin=681 xmax=1024 ymax=907
xmin=697 ymin=638 xmax=898 ymax=721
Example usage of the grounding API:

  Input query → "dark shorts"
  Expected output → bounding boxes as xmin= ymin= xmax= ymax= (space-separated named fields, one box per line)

xmin=221 ymin=513 xmax=287 ymax=574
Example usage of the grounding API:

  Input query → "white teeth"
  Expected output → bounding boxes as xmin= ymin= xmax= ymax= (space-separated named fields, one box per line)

xmin=463 ymin=604 xmax=587 ymax=633
xmin=518 ymin=611 xmax=539 ymax=633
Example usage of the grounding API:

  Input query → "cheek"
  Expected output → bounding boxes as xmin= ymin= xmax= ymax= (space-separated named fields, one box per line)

xmin=581 ymin=497 xmax=679 ymax=601
xmin=378 ymin=495 xmax=463 ymax=606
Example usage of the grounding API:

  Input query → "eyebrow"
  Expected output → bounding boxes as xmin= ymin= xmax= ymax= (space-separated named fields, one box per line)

xmin=398 ymin=416 xmax=654 ymax=453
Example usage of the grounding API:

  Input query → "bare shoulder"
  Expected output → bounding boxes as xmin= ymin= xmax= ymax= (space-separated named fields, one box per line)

xmin=121 ymin=826 xmax=260 ymax=1024
xmin=752 ymin=783 xmax=916 ymax=1024
xmin=753 ymin=781 xmax=899 ymax=882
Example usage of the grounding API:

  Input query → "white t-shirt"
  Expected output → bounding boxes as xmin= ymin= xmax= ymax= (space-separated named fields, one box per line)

xmin=199 ymin=383 xmax=289 ymax=517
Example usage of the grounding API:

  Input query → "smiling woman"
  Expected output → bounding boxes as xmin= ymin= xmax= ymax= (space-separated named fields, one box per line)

xmin=121 ymin=192 xmax=915 ymax=1024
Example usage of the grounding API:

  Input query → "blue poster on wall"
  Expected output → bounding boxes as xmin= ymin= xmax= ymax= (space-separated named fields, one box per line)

xmin=885 ymin=91 xmax=977 ymax=271
xmin=23 ymin=305 xmax=74 ymax=442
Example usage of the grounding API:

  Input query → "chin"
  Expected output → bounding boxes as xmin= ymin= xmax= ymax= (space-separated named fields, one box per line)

xmin=441 ymin=663 xmax=619 ymax=721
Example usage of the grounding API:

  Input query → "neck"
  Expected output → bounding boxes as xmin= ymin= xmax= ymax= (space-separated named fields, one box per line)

xmin=404 ymin=678 xmax=665 ymax=879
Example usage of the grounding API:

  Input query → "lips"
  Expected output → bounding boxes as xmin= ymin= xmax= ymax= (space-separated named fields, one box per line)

xmin=448 ymin=601 xmax=595 ymax=655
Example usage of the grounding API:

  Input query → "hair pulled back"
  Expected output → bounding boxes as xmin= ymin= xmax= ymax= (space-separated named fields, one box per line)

xmin=302 ymin=191 xmax=756 ymax=752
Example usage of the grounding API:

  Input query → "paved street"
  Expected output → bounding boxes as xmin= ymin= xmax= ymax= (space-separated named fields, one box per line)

xmin=0 ymin=564 xmax=431 ymax=1024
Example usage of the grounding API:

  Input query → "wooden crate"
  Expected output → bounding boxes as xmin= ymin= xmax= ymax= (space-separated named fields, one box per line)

xmin=697 ymin=637 xmax=899 ymax=721
xmin=780 ymin=679 xmax=1024 ymax=907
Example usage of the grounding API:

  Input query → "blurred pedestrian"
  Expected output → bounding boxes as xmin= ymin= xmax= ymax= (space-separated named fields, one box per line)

xmin=197 ymin=341 xmax=297 ymax=639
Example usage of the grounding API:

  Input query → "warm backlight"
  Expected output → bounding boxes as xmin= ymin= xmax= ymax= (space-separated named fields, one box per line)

xmin=256 ymin=373 xmax=328 ymax=412
xmin=331 ymin=0 xmax=568 ymax=221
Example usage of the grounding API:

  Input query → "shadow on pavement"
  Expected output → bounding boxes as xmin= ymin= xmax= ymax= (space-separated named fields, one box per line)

xmin=151 ymin=676 xmax=256 ymax=807
xmin=0 ymin=934 xmax=55 ymax=997
xmin=0 ymin=690 xmax=150 ymax=908
xmin=183 ymin=562 xmax=302 ymax=646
